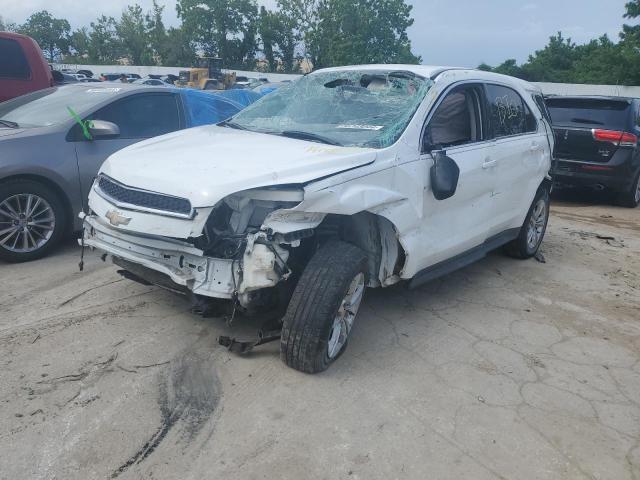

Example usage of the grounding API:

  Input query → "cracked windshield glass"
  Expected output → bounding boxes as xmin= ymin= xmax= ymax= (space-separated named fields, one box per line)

xmin=228 ymin=70 xmax=432 ymax=148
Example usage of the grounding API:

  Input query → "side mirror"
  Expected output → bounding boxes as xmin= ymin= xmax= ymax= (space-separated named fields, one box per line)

xmin=88 ymin=120 xmax=120 ymax=140
xmin=430 ymin=151 xmax=460 ymax=200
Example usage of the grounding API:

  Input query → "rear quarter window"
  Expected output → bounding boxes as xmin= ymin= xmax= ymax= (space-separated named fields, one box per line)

xmin=0 ymin=38 xmax=31 ymax=80
xmin=546 ymin=98 xmax=630 ymax=130
xmin=485 ymin=84 xmax=536 ymax=138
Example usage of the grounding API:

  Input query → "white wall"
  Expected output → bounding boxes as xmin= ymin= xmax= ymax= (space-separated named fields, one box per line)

xmin=52 ymin=63 xmax=301 ymax=82
xmin=533 ymin=82 xmax=640 ymax=98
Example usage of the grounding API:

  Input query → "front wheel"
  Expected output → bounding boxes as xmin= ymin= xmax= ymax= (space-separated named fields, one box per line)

xmin=504 ymin=186 xmax=550 ymax=259
xmin=0 ymin=180 xmax=66 ymax=263
xmin=280 ymin=241 xmax=368 ymax=374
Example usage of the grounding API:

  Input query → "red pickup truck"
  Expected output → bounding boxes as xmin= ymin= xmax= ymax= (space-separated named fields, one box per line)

xmin=0 ymin=32 xmax=54 ymax=103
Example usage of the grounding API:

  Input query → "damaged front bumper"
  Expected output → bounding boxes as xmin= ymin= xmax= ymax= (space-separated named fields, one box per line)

xmin=81 ymin=214 xmax=238 ymax=299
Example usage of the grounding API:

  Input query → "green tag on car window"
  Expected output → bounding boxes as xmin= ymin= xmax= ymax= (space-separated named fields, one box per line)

xmin=67 ymin=106 xmax=94 ymax=140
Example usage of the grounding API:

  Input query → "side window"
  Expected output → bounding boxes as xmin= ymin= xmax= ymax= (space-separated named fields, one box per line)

xmin=486 ymin=84 xmax=536 ymax=138
xmin=91 ymin=93 xmax=180 ymax=139
xmin=0 ymin=38 xmax=31 ymax=80
xmin=423 ymin=85 xmax=484 ymax=151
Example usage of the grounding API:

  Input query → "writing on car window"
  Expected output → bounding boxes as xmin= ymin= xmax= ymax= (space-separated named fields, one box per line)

xmin=486 ymin=84 xmax=536 ymax=137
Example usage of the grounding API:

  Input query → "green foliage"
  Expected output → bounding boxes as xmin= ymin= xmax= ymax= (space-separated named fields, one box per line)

xmin=117 ymin=5 xmax=154 ymax=65
xmin=162 ymin=27 xmax=197 ymax=67
xmin=480 ymin=3 xmax=640 ymax=86
xmin=259 ymin=6 xmax=299 ymax=72
xmin=177 ymin=0 xmax=259 ymax=69
xmin=18 ymin=11 xmax=71 ymax=61
xmin=291 ymin=0 xmax=419 ymax=69
xmin=493 ymin=59 xmax=526 ymax=78
xmin=86 ymin=15 xmax=121 ymax=64
xmin=15 ymin=0 xmax=420 ymax=71
xmin=1 ymin=16 xmax=18 ymax=32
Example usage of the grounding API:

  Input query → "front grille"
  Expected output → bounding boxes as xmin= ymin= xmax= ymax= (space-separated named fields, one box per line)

xmin=97 ymin=176 xmax=192 ymax=216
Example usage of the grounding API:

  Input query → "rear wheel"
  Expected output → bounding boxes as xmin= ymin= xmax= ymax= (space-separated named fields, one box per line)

xmin=0 ymin=180 xmax=66 ymax=262
xmin=280 ymin=241 xmax=368 ymax=374
xmin=504 ymin=186 xmax=550 ymax=259
xmin=617 ymin=171 xmax=640 ymax=208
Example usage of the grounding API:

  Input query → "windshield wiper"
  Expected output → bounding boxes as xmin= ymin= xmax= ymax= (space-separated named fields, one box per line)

xmin=570 ymin=117 xmax=604 ymax=125
xmin=0 ymin=119 xmax=19 ymax=129
xmin=218 ymin=120 xmax=248 ymax=130
xmin=280 ymin=130 xmax=343 ymax=146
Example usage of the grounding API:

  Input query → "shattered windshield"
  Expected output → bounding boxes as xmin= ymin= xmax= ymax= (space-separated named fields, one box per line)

xmin=228 ymin=70 xmax=432 ymax=148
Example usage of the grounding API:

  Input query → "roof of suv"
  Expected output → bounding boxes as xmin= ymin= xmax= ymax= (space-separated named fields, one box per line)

xmin=546 ymin=95 xmax=635 ymax=103
xmin=314 ymin=64 xmax=540 ymax=92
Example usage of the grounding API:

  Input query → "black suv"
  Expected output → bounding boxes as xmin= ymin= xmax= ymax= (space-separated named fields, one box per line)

xmin=546 ymin=96 xmax=640 ymax=207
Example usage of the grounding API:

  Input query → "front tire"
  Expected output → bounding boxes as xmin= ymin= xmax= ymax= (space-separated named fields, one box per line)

xmin=504 ymin=186 xmax=550 ymax=259
xmin=0 ymin=180 xmax=66 ymax=263
xmin=280 ymin=241 xmax=368 ymax=374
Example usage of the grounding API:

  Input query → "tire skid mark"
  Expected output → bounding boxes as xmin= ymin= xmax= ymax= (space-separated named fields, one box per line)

xmin=111 ymin=348 xmax=221 ymax=478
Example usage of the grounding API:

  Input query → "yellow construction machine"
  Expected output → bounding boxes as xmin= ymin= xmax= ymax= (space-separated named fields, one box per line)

xmin=176 ymin=57 xmax=236 ymax=90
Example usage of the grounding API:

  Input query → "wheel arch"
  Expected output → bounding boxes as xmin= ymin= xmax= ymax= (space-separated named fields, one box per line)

xmin=0 ymin=173 xmax=74 ymax=233
xmin=315 ymin=211 xmax=406 ymax=287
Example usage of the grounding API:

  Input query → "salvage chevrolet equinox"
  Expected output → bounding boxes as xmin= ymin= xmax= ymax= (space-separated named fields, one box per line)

xmin=81 ymin=65 xmax=554 ymax=373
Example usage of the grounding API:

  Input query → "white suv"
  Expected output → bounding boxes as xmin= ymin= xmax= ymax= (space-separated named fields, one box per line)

xmin=82 ymin=65 xmax=554 ymax=373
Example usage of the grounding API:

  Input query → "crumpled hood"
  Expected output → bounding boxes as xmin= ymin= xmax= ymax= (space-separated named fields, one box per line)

xmin=100 ymin=125 xmax=377 ymax=207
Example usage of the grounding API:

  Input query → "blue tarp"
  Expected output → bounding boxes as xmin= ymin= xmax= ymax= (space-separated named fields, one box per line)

xmin=177 ymin=89 xmax=244 ymax=128
xmin=213 ymin=89 xmax=263 ymax=108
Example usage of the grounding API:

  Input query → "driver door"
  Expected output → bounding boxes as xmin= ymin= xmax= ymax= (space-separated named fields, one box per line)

xmin=415 ymin=83 xmax=498 ymax=269
xmin=72 ymin=92 xmax=182 ymax=210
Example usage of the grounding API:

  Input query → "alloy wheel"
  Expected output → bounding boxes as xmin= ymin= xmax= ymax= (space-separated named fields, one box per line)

xmin=327 ymin=272 xmax=366 ymax=359
xmin=526 ymin=198 xmax=547 ymax=251
xmin=0 ymin=194 xmax=56 ymax=253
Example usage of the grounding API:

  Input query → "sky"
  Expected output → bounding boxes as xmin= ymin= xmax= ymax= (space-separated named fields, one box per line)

xmin=0 ymin=0 xmax=631 ymax=67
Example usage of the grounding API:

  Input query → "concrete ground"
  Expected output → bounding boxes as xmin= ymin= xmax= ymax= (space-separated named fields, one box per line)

xmin=1 ymin=192 xmax=639 ymax=480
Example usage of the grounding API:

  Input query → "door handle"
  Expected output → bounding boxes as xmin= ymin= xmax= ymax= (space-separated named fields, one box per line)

xmin=530 ymin=142 xmax=541 ymax=152
xmin=482 ymin=158 xmax=497 ymax=169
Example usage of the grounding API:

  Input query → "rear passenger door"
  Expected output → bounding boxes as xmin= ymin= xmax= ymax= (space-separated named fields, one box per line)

xmin=484 ymin=83 xmax=547 ymax=233
xmin=73 ymin=92 xmax=182 ymax=209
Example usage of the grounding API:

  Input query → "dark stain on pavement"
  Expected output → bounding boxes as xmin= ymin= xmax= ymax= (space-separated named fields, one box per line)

xmin=111 ymin=349 xmax=221 ymax=478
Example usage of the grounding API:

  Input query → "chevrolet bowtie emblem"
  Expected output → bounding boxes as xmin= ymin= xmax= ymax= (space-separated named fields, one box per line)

xmin=105 ymin=210 xmax=131 ymax=226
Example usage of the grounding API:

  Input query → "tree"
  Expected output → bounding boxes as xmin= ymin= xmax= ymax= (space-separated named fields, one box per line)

xmin=572 ymin=35 xmax=631 ymax=85
xmin=146 ymin=0 xmax=168 ymax=64
xmin=258 ymin=7 xmax=277 ymax=71
xmin=19 ymin=11 xmax=70 ymax=62
xmin=66 ymin=27 xmax=91 ymax=63
xmin=520 ymin=32 xmax=578 ymax=82
xmin=621 ymin=0 xmax=640 ymax=44
xmin=86 ymin=15 xmax=121 ymax=64
xmin=276 ymin=0 xmax=321 ymax=68
xmin=176 ymin=0 xmax=259 ymax=68
xmin=258 ymin=6 xmax=298 ymax=72
xmin=493 ymin=59 xmax=526 ymax=79
xmin=0 ymin=16 xmax=18 ymax=32
xmin=306 ymin=0 xmax=420 ymax=69
xmin=116 ymin=4 xmax=153 ymax=65
xmin=162 ymin=27 xmax=197 ymax=67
